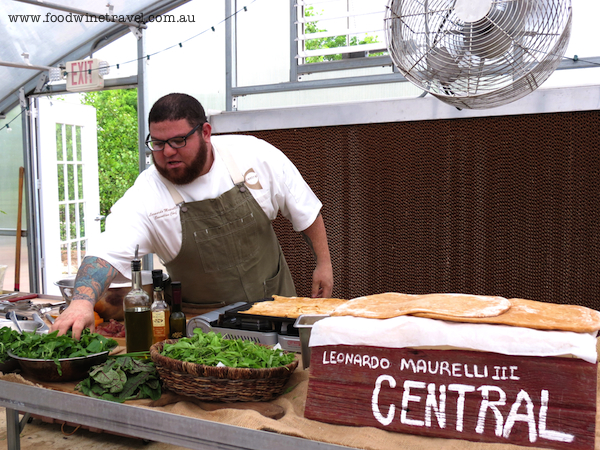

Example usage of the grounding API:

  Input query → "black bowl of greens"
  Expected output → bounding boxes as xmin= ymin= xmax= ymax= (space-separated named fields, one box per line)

xmin=8 ymin=329 xmax=117 ymax=382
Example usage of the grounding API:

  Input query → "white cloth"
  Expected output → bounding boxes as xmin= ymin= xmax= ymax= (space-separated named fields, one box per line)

xmin=89 ymin=135 xmax=322 ymax=279
xmin=309 ymin=316 xmax=599 ymax=364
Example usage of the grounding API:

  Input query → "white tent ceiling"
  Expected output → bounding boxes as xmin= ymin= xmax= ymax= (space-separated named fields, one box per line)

xmin=0 ymin=0 xmax=189 ymax=114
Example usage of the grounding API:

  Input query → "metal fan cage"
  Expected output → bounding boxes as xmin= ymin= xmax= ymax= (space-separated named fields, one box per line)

xmin=385 ymin=0 xmax=572 ymax=109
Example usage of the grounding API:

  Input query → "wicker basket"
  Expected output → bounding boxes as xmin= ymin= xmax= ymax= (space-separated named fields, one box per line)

xmin=150 ymin=339 xmax=299 ymax=402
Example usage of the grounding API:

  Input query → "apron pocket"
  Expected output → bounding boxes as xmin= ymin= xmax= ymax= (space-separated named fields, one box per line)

xmin=263 ymin=250 xmax=296 ymax=298
xmin=194 ymin=212 xmax=259 ymax=273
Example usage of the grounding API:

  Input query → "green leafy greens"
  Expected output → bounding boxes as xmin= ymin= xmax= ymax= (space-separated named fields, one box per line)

xmin=161 ymin=330 xmax=296 ymax=369
xmin=76 ymin=356 xmax=161 ymax=403
xmin=9 ymin=329 xmax=118 ymax=374
xmin=0 ymin=327 xmax=22 ymax=363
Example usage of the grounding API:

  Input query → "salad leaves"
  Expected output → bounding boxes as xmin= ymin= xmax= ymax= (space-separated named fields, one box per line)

xmin=0 ymin=327 xmax=22 ymax=363
xmin=9 ymin=329 xmax=117 ymax=374
xmin=9 ymin=329 xmax=117 ymax=360
xmin=76 ymin=356 xmax=161 ymax=403
xmin=161 ymin=330 xmax=296 ymax=369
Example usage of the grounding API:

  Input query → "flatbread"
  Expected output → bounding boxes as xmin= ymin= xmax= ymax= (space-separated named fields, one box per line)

xmin=240 ymin=296 xmax=347 ymax=319
xmin=330 ymin=292 xmax=511 ymax=319
xmin=414 ymin=297 xmax=600 ymax=333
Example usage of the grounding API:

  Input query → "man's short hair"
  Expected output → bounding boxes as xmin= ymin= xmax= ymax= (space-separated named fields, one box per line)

xmin=148 ymin=93 xmax=207 ymax=128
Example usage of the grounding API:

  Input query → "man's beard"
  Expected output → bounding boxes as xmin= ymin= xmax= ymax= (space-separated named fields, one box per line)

xmin=153 ymin=140 xmax=208 ymax=185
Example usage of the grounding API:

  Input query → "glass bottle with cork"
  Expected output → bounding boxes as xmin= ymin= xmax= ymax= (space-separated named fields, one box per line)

xmin=151 ymin=269 xmax=170 ymax=343
xmin=169 ymin=281 xmax=186 ymax=339
xmin=123 ymin=245 xmax=153 ymax=352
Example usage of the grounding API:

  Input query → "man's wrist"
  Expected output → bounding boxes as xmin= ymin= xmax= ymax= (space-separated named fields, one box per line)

xmin=70 ymin=298 xmax=96 ymax=308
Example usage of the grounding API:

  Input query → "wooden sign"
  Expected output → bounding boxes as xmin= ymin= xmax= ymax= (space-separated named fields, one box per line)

xmin=305 ymin=346 xmax=597 ymax=450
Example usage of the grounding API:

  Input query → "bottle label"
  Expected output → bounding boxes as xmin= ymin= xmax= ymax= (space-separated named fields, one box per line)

xmin=152 ymin=311 xmax=168 ymax=340
xmin=152 ymin=311 xmax=166 ymax=327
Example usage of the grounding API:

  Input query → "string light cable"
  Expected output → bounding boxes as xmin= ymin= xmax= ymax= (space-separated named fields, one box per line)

xmin=54 ymin=1 xmax=257 ymax=81
xmin=3 ymin=2 xmax=258 ymax=130
xmin=0 ymin=106 xmax=28 ymax=132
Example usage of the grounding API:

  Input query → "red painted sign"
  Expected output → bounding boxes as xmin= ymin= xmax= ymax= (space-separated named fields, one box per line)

xmin=305 ymin=346 xmax=596 ymax=450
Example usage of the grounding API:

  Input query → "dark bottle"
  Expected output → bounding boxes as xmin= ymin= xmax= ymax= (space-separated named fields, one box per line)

xmin=123 ymin=249 xmax=153 ymax=353
xmin=151 ymin=269 xmax=170 ymax=344
xmin=169 ymin=281 xmax=186 ymax=339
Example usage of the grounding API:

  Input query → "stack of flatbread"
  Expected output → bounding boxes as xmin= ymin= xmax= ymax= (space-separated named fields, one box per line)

xmin=330 ymin=292 xmax=600 ymax=333
xmin=240 ymin=295 xmax=347 ymax=319
xmin=243 ymin=292 xmax=600 ymax=333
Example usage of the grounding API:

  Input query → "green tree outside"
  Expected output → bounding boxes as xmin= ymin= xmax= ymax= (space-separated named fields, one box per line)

xmin=304 ymin=6 xmax=384 ymax=63
xmin=81 ymin=89 xmax=139 ymax=232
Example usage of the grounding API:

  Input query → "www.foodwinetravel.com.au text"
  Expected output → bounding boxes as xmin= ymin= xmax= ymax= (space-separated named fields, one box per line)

xmin=8 ymin=12 xmax=195 ymax=23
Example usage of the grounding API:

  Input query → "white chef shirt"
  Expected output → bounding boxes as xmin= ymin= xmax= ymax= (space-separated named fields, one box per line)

xmin=88 ymin=135 xmax=322 ymax=279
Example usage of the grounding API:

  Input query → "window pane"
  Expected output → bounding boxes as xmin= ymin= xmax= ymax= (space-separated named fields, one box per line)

xmin=79 ymin=202 xmax=85 ymax=238
xmin=59 ymin=205 xmax=66 ymax=241
xmin=71 ymin=241 xmax=79 ymax=272
xmin=298 ymin=1 xmax=387 ymax=63
xmin=57 ymin=164 xmax=65 ymax=201
xmin=69 ymin=203 xmax=76 ymax=239
xmin=74 ymin=203 xmax=80 ymax=239
xmin=66 ymin=125 xmax=73 ymax=161
xmin=76 ymin=126 xmax=82 ymax=161
xmin=67 ymin=165 xmax=75 ymax=201
xmin=77 ymin=164 xmax=83 ymax=200
xmin=55 ymin=124 xmax=63 ymax=161
xmin=60 ymin=243 xmax=68 ymax=274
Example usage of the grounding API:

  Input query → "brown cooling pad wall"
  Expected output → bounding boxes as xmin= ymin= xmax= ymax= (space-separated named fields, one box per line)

xmin=228 ymin=110 xmax=600 ymax=309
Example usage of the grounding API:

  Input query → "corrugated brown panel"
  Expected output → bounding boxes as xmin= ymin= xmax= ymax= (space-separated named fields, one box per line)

xmin=230 ymin=110 xmax=600 ymax=308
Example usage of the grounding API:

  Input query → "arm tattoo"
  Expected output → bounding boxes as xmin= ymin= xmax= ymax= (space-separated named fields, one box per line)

xmin=73 ymin=256 xmax=118 ymax=305
xmin=301 ymin=232 xmax=316 ymax=259
xmin=301 ymin=212 xmax=322 ymax=259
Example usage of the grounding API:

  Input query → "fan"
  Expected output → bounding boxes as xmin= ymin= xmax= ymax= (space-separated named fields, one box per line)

xmin=385 ymin=0 xmax=572 ymax=109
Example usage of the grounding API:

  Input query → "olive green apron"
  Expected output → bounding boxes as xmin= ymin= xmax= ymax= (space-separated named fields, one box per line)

xmin=161 ymin=144 xmax=296 ymax=311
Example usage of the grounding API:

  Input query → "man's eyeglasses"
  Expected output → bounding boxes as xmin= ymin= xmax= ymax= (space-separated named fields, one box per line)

xmin=145 ymin=123 xmax=201 ymax=151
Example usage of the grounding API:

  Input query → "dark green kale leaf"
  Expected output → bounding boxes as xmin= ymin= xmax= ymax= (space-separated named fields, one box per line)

xmin=76 ymin=356 xmax=161 ymax=403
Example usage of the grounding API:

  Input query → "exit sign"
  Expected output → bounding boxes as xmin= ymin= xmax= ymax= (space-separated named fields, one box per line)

xmin=66 ymin=58 xmax=106 ymax=92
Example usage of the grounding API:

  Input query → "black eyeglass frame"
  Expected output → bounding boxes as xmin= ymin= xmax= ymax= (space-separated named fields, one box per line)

xmin=145 ymin=123 xmax=201 ymax=152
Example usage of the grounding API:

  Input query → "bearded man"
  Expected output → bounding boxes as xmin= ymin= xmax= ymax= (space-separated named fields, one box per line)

xmin=52 ymin=93 xmax=333 ymax=339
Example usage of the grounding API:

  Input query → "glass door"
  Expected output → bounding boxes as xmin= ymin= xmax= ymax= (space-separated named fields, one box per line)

xmin=37 ymin=97 xmax=101 ymax=295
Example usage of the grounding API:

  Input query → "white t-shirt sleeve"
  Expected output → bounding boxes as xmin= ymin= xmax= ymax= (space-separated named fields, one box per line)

xmin=217 ymin=135 xmax=322 ymax=232
xmin=87 ymin=168 xmax=181 ymax=279
xmin=276 ymin=155 xmax=322 ymax=231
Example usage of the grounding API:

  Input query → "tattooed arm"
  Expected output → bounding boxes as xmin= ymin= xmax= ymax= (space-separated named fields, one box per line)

xmin=51 ymin=256 xmax=118 ymax=340
xmin=301 ymin=213 xmax=333 ymax=298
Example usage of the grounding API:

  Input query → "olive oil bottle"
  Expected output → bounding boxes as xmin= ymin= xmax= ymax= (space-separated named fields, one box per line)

xmin=123 ymin=248 xmax=153 ymax=352
xmin=169 ymin=281 xmax=186 ymax=339
xmin=151 ymin=269 xmax=170 ymax=343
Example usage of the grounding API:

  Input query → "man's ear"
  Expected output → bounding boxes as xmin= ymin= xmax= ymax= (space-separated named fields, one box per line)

xmin=201 ymin=122 xmax=212 ymax=142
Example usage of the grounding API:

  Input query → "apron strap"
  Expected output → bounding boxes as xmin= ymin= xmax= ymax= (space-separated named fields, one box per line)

xmin=157 ymin=173 xmax=185 ymax=205
xmin=214 ymin=142 xmax=245 ymax=185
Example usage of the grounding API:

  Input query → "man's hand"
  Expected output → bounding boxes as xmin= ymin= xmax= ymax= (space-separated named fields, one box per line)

xmin=301 ymin=214 xmax=334 ymax=298
xmin=50 ymin=256 xmax=118 ymax=339
xmin=311 ymin=262 xmax=334 ymax=298
xmin=51 ymin=300 xmax=95 ymax=340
